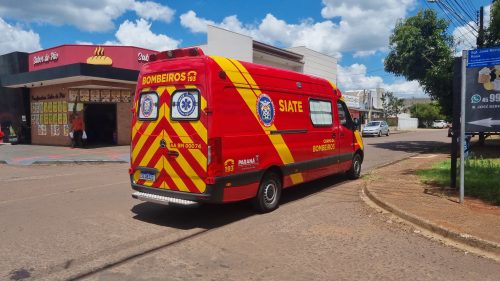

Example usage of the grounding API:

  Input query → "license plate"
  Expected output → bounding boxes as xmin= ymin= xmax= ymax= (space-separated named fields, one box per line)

xmin=139 ymin=172 xmax=156 ymax=182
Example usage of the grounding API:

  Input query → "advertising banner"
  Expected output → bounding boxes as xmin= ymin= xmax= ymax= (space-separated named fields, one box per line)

xmin=466 ymin=47 xmax=500 ymax=132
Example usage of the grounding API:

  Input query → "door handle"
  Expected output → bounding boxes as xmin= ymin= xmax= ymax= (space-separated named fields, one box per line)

xmin=332 ymin=133 xmax=336 ymax=138
xmin=167 ymin=150 xmax=179 ymax=158
xmin=340 ymin=133 xmax=345 ymax=138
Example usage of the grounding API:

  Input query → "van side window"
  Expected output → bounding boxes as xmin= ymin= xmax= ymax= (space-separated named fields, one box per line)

xmin=138 ymin=91 xmax=159 ymax=121
xmin=309 ymin=99 xmax=333 ymax=126
xmin=337 ymin=100 xmax=354 ymax=127
xmin=171 ymin=89 xmax=200 ymax=121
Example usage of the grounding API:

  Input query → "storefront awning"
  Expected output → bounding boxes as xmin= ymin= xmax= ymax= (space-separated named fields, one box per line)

xmin=0 ymin=63 xmax=139 ymax=88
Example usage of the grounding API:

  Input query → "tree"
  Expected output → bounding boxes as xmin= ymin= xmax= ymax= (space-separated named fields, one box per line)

xmin=381 ymin=92 xmax=405 ymax=119
xmin=409 ymin=102 xmax=445 ymax=128
xmin=485 ymin=1 xmax=500 ymax=47
xmin=385 ymin=9 xmax=454 ymax=117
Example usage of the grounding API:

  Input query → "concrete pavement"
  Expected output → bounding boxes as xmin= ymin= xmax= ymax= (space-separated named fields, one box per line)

xmin=0 ymin=144 xmax=129 ymax=165
xmin=1 ymin=137 xmax=499 ymax=262
xmin=363 ymin=152 xmax=500 ymax=260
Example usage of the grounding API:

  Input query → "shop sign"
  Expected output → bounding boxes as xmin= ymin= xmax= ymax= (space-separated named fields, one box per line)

xmin=138 ymin=52 xmax=151 ymax=63
xmin=33 ymin=52 xmax=59 ymax=66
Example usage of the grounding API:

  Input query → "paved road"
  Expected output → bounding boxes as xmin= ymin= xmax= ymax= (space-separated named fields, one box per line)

xmin=1 ymin=129 xmax=499 ymax=280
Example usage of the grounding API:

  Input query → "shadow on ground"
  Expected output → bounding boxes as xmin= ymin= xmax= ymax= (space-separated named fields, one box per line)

xmin=371 ymin=140 xmax=449 ymax=154
xmin=131 ymin=174 xmax=349 ymax=230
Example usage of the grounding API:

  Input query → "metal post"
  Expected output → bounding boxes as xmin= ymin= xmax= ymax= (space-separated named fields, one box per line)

xmin=459 ymin=50 xmax=467 ymax=204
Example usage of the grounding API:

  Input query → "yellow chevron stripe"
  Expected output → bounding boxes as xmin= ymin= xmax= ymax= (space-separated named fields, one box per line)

xmin=211 ymin=56 xmax=304 ymax=184
xmin=162 ymin=86 xmax=207 ymax=172
xmin=354 ymin=130 xmax=364 ymax=150
xmin=328 ymin=80 xmax=337 ymax=90
xmin=163 ymin=133 xmax=206 ymax=192
xmin=185 ymin=84 xmax=208 ymax=144
xmin=132 ymin=88 xmax=164 ymax=162
xmin=162 ymin=154 xmax=190 ymax=192
xmin=139 ymin=133 xmax=163 ymax=167
xmin=132 ymin=103 xmax=165 ymax=161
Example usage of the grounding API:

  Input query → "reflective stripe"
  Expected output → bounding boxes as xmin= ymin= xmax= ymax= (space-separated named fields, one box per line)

xmin=163 ymin=86 xmax=207 ymax=172
xmin=211 ymin=56 xmax=304 ymax=184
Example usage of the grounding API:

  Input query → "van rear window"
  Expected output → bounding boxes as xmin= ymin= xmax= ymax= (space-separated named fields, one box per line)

xmin=138 ymin=92 xmax=159 ymax=121
xmin=310 ymin=99 xmax=332 ymax=126
xmin=171 ymin=89 xmax=200 ymax=121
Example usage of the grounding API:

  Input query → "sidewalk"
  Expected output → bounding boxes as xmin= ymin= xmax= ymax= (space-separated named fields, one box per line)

xmin=0 ymin=144 xmax=129 ymax=165
xmin=364 ymin=152 xmax=500 ymax=259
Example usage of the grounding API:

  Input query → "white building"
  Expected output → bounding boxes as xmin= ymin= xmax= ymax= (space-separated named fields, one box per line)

xmin=197 ymin=26 xmax=337 ymax=83
xmin=342 ymin=88 xmax=385 ymax=122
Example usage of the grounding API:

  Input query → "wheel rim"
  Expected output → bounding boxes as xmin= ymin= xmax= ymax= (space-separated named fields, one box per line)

xmin=263 ymin=181 xmax=277 ymax=206
xmin=354 ymin=157 xmax=361 ymax=175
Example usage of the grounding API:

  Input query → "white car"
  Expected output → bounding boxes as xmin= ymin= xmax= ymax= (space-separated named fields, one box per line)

xmin=362 ymin=121 xmax=390 ymax=137
xmin=432 ymin=120 xmax=448 ymax=128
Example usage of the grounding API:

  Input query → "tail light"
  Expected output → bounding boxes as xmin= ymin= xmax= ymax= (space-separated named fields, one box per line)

xmin=207 ymin=137 xmax=222 ymax=176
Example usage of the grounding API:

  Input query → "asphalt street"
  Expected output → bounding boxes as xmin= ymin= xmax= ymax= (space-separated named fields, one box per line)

xmin=1 ymin=129 xmax=499 ymax=281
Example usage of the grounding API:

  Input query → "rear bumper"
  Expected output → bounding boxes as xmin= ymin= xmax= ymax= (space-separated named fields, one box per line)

xmin=130 ymin=176 xmax=224 ymax=204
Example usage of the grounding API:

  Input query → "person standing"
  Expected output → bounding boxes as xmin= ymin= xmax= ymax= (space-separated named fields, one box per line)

xmin=71 ymin=113 xmax=84 ymax=148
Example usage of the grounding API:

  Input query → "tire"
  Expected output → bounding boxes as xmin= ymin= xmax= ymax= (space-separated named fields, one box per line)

xmin=347 ymin=153 xmax=362 ymax=179
xmin=377 ymin=130 xmax=382 ymax=137
xmin=386 ymin=130 xmax=390 ymax=136
xmin=252 ymin=173 xmax=282 ymax=213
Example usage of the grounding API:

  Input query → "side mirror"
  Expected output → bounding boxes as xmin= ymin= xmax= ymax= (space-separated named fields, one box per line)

xmin=353 ymin=118 xmax=360 ymax=126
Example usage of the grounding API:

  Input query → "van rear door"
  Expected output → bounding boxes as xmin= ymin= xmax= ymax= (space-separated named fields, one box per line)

xmin=131 ymin=89 xmax=165 ymax=189
xmin=161 ymin=84 xmax=208 ymax=194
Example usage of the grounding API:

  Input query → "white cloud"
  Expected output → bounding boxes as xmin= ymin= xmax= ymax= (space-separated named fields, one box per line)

xmin=338 ymin=64 xmax=384 ymax=90
xmin=133 ymin=1 xmax=175 ymax=23
xmin=75 ymin=41 xmax=93 ymax=45
xmin=180 ymin=0 xmax=415 ymax=57
xmin=0 ymin=18 xmax=41 ymax=55
xmin=0 ymin=0 xmax=175 ymax=32
xmin=452 ymin=22 xmax=477 ymax=55
xmin=337 ymin=63 xmax=424 ymax=97
xmin=105 ymin=19 xmax=180 ymax=51
xmin=180 ymin=10 xmax=215 ymax=33
xmin=384 ymin=80 xmax=424 ymax=96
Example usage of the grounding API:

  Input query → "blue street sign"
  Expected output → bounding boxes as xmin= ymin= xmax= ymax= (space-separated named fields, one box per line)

xmin=467 ymin=47 xmax=500 ymax=68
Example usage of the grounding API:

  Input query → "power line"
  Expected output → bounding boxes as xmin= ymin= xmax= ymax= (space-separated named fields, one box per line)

xmin=440 ymin=0 xmax=478 ymax=32
xmin=448 ymin=0 xmax=476 ymax=23
xmin=435 ymin=1 xmax=477 ymax=48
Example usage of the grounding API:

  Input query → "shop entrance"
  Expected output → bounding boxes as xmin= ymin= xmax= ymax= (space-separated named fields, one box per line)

xmin=84 ymin=103 xmax=117 ymax=146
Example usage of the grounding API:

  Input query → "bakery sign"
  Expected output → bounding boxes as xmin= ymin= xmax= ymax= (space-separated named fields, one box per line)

xmin=33 ymin=52 xmax=59 ymax=66
xmin=138 ymin=52 xmax=152 ymax=63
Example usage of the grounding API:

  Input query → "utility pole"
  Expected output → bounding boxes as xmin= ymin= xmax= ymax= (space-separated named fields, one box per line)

xmin=477 ymin=5 xmax=487 ymax=145
xmin=477 ymin=6 xmax=485 ymax=48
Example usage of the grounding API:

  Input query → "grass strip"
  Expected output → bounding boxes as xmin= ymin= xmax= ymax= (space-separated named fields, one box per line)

xmin=417 ymin=158 xmax=500 ymax=205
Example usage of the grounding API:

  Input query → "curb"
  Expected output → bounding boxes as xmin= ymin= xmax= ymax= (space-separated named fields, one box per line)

xmin=363 ymin=184 xmax=500 ymax=257
xmin=32 ymin=160 xmax=128 ymax=165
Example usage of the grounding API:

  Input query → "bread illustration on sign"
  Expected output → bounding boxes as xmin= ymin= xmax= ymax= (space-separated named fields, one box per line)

xmin=86 ymin=46 xmax=112 ymax=65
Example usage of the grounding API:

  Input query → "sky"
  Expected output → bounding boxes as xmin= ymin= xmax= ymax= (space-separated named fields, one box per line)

xmin=0 ymin=0 xmax=493 ymax=98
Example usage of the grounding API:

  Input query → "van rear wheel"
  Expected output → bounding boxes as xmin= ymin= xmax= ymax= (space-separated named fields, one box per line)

xmin=347 ymin=153 xmax=362 ymax=179
xmin=252 ymin=173 xmax=282 ymax=213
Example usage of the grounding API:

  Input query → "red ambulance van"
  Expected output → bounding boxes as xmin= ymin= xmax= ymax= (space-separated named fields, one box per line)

xmin=130 ymin=47 xmax=364 ymax=212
